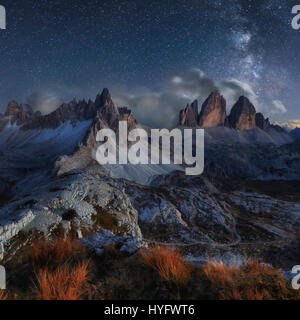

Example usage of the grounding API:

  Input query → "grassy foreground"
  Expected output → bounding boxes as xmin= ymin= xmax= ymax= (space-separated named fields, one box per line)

xmin=1 ymin=235 xmax=299 ymax=300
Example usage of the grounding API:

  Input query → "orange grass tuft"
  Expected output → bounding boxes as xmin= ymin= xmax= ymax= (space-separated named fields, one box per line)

xmin=140 ymin=246 xmax=192 ymax=285
xmin=245 ymin=260 xmax=281 ymax=277
xmin=203 ymin=261 xmax=240 ymax=287
xmin=202 ymin=260 xmax=289 ymax=300
xmin=0 ymin=289 xmax=7 ymax=300
xmin=30 ymin=235 xmax=85 ymax=266
xmin=36 ymin=260 xmax=89 ymax=300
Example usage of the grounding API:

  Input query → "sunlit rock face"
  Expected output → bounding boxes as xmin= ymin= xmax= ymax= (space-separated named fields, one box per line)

xmin=228 ymin=96 xmax=256 ymax=131
xmin=198 ymin=91 xmax=227 ymax=128
xmin=179 ymin=100 xmax=198 ymax=127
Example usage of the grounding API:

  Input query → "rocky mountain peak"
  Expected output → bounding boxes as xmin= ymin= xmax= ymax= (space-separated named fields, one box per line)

xmin=86 ymin=97 xmax=139 ymax=149
xmin=191 ymin=100 xmax=199 ymax=115
xmin=95 ymin=88 xmax=117 ymax=110
xmin=19 ymin=89 xmax=120 ymax=130
xmin=4 ymin=100 xmax=38 ymax=125
xmin=178 ymin=92 xmax=287 ymax=133
xmin=179 ymin=101 xmax=198 ymax=127
xmin=236 ymin=96 xmax=256 ymax=113
xmin=255 ymin=112 xmax=270 ymax=131
xmin=198 ymin=91 xmax=226 ymax=128
xmin=228 ymin=96 xmax=256 ymax=130
xmin=5 ymin=100 xmax=20 ymax=117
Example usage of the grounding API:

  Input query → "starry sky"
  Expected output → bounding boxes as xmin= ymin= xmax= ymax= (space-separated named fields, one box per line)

xmin=0 ymin=0 xmax=299 ymax=127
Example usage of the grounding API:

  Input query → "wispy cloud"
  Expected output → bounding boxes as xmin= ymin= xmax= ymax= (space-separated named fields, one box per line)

xmin=114 ymin=69 xmax=262 ymax=127
xmin=270 ymin=100 xmax=287 ymax=115
xmin=26 ymin=91 xmax=62 ymax=115
xmin=274 ymin=119 xmax=300 ymax=131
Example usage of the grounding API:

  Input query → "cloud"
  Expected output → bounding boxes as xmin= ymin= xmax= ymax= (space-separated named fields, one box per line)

xmin=270 ymin=100 xmax=287 ymax=115
xmin=274 ymin=119 xmax=300 ymax=131
xmin=218 ymin=78 xmax=259 ymax=109
xmin=23 ymin=69 xmax=289 ymax=129
xmin=115 ymin=92 xmax=187 ymax=128
xmin=169 ymin=69 xmax=217 ymax=101
xmin=170 ymin=69 xmax=260 ymax=110
xmin=114 ymin=69 xmax=261 ymax=128
xmin=25 ymin=82 xmax=97 ymax=115
xmin=26 ymin=91 xmax=62 ymax=115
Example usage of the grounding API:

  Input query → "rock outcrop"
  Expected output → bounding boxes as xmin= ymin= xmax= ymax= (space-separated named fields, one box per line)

xmin=21 ymin=98 xmax=92 ymax=130
xmin=178 ymin=92 xmax=284 ymax=132
xmin=255 ymin=112 xmax=271 ymax=131
xmin=228 ymin=96 xmax=256 ymax=130
xmin=4 ymin=101 xmax=40 ymax=125
xmin=1 ymin=88 xmax=287 ymax=139
xmin=254 ymin=114 xmax=285 ymax=134
xmin=86 ymin=89 xmax=139 ymax=148
xmin=179 ymin=100 xmax=198 ymax=127
xmin=198 ymin=91 xmax=227 ymax=128
xmin=20 ymin=88 xmax=139 ymax=134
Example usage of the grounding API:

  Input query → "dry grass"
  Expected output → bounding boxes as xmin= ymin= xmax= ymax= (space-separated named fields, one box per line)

xmin=25 ymin=235 xmax=91 ymax=300
xmin=200 ymin=260 xmax=297 ymax=300
xmin=36 ymin=260 xmax=89 ymax=300
xmin=30 ymin=235 xmax=86 ymax=267
xmin=140 ymin=246 xmax=192 ymax=285
xmin=245 ymin=260 xmax=281 ymax=276
xmin=0 ymin=290 xmax=7 ymax=300
xmin=227 ymin=288 xmax=271 ymax=300
xmin=203 ymin=261 xmax=240 ymax=287
xmin=4 ymin=234 xmax=300 ymax=300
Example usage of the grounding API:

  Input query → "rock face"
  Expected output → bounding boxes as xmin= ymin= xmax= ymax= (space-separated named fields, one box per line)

xmin=85 ymin=89 xmax=139 ymax=148
xmin=198 ymin=91 xmax=227 ymax=128
xmin=21 ymin=98 xmax=93 ymax=130
xmin=19 ymin=88 xmax=139 ymax=134
xmin=1 ymin=88 xmax=286 ymax=140
xmin=228 ymin=96 xmax=256 ymax=130
xmin=178 ymin=92 xmax=258 ymax=131
xmin=179 ymin=100 xmax=198 ymax=127
xmin=4 ymin=101 xmax=40 ymax=125
xmin=255 ymin=115 xmax=284 ymax=134
xmin=256 ymin=113 xmax=270 ymax=131
xmin=0 ymin=89 xmax=298 ymax=265
xmin=5 ymin=100 xmax=20 ymax=117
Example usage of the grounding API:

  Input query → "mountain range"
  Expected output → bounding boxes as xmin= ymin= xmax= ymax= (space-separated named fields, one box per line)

xmin=0 ymin=89 xmax=291 ymax=135
xmin=179 ymin=91 xmax=285 ymax=134
xmin=0 ymin=88 xmax=299 ymax=272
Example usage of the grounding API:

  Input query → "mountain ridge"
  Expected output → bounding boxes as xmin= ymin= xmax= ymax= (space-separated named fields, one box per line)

xmin=0 ymin=88 xmax=289 ymax=136
xmin=178 ymin=90 xmax=286 ymax=134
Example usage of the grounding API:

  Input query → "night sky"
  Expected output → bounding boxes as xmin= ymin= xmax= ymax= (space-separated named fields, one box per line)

xmin=0 ymin=0 xmax=299 ymax=128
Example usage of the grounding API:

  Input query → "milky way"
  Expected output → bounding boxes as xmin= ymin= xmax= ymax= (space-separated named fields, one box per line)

xmin=0 ymin=0 xmax=299 ymax=125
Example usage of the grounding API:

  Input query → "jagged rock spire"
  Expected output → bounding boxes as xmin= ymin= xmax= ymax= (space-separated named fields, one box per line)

xmin=198 ymin=91 xmax=226 ymax=128
xmin=255 ymin=112 xmax=270 ymax=131
xmin=228 ymin=96 xmax=256 ymax=130
xmin=179 ymin=100 xmax=198 ymax=127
